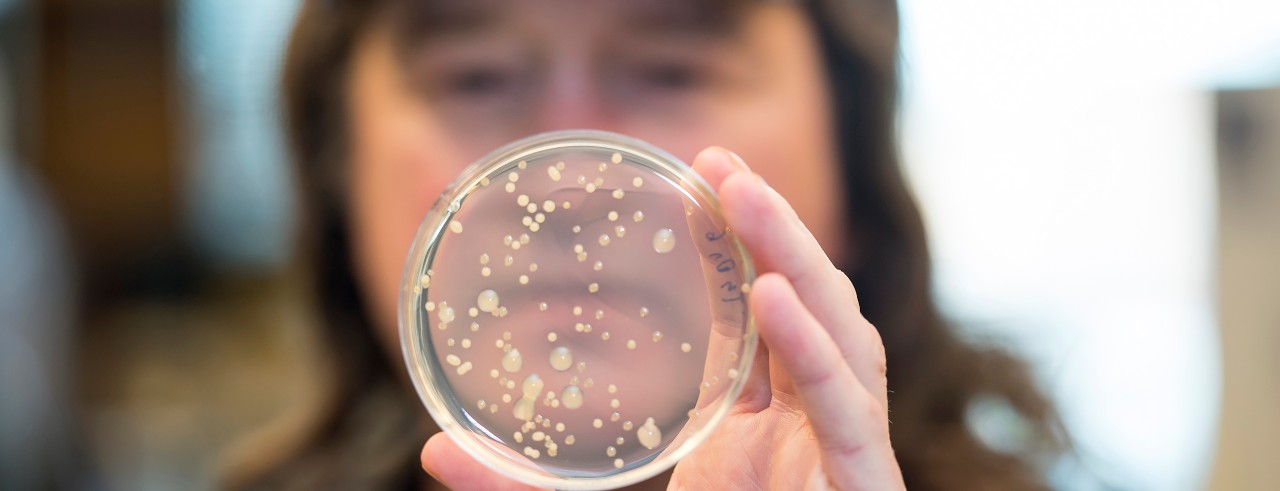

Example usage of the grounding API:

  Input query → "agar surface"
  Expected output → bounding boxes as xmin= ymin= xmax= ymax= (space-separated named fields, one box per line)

xmin=417 ymin=149 xmax=748 ymax=475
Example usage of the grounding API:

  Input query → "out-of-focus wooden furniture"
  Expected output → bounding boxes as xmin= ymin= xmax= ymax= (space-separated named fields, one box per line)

xmin=1210 ymin=86 xmax=1280 ymax=491
xmin=36 ymin=0 xmax=179 ymax=306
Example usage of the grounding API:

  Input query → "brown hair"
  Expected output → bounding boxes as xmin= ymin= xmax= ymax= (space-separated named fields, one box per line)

xmin=235 ymin=0 xmax=1065 ymax=489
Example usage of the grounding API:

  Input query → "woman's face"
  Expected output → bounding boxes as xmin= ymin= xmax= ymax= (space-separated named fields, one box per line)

xmin=347 ymin=0 xmax=845 ymax=349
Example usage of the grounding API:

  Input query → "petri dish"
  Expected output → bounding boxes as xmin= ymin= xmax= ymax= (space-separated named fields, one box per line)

xmin=399 ymin=130 xmax=756 ymax=490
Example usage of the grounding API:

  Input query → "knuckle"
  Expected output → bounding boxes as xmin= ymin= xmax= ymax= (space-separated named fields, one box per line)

xmin=859 ymin=320 xmax=888 ymax=373
xmin=820 ymin=435 xmax=868 ymax=464
xmin=794 ymin=360 xmax=840 ymax=393
xmin=860 ymin=387 xmax=887 ymax=421
xmin=872 ymin=330 xmax=888 ymax=377
xmin=837 ymin=268 xmax=858 ymax=297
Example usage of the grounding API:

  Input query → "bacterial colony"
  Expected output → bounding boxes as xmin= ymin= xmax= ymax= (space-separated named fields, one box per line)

xmin=411 ymin=149 xmax=750 ymax=476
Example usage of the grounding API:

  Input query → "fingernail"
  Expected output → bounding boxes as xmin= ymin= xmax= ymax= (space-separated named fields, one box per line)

xmin=719 ymin=149 xmax=769 ymax=187
xmin=725 ymin=149 xmax=750 ymax=172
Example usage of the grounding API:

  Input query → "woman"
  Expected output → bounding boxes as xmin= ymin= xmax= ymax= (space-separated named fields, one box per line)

xmin=233 ymin=0 xmax=1062 ymax=489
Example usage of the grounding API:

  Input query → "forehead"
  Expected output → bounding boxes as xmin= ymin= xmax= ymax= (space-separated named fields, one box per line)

xmin=391 ymin=0 xmax=748 ymax=40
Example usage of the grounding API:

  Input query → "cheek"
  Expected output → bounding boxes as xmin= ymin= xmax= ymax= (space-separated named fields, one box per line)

xmin=712 ymin=9 xmax=844 ymax=260
xmin=626 ymin=103 xmax=841 ymax=260
xmin=597 ymin=107 xmax=840 ymax=263
xmin=344 ymin=29 xmax=527 ymax=354
xmin=729 ymin=119 xmax=840 ymax=252
xmin=615 ymin=11 xmax=843 ymax=261
xmin=350 ymin=116 xmax=468 ymax=349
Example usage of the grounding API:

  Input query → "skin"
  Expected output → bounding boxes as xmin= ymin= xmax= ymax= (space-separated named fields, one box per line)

xmin=346 ymin=1 xmax=903 ymax=489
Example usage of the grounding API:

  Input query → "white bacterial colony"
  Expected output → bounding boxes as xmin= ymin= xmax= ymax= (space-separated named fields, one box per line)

xmin=652 ymin=228 xmax=676 ymax=254
xmin=418 ymin=151 xmax=747 ymax=474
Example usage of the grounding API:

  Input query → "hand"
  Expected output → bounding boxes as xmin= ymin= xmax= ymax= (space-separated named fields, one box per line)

xmin=421 ymin=147 xmax=904 ymax=490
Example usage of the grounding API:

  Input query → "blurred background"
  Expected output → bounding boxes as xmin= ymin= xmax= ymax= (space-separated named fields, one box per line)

xmin=0 ymin=0 xmax=1276 ymax=489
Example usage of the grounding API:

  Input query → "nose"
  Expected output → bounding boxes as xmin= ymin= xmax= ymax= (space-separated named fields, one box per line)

xmin=530 ymin=53 xmax=620 ymax=134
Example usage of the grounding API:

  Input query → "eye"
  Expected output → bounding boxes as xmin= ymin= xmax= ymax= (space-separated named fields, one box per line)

xmin=635 ymin=62 xmax=707 ymax=91
xmin=443 ymin=65 xmax=520 ymax=98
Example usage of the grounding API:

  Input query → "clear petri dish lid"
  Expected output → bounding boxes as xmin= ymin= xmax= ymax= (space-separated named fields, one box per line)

xmin=399 ymin=130 xmax=756 ymax=490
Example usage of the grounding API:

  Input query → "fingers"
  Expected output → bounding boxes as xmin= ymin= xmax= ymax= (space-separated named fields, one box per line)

xmin=421 ymin=434 xmax=544 ymax=491
xmin=691 ymin=146 xmax=747 ymax=191
xmin=715 ymin=156 xmax=888 ymax=407
xmin=691 ymin=148 xmax=772 ymax=407
xmin=752 ymin=273 xmax=904 ymax=490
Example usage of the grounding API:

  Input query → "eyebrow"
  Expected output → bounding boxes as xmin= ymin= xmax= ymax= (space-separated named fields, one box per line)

xmin=623 ymin=0 xmax=747 ymax=37
xmin=392 ymin=0 xmax=503 ymax=43
xmin=390 ymin=0 xmax=752 ymax=47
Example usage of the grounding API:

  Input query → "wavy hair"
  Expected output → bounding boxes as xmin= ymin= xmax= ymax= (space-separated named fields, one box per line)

xmin=225 ymin=1 xmax=1065 ymax=489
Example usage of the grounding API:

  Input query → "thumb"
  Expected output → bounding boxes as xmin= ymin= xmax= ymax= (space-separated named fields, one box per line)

xmin=421 ymin=433 xmax=546 ymax=491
